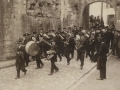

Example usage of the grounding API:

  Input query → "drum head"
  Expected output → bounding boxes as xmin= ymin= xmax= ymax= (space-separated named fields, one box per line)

xmin=25 ymin=41 xmax=40 ymax=56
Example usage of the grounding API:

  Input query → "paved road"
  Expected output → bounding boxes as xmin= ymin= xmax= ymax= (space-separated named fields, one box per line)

xmin=0 ymin=51 xmax=96 ymax=90
xmin=73 ymin=55 xmax=120 ymax=90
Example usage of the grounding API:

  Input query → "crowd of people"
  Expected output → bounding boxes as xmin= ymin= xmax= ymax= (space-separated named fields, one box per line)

xmin=89 ymin=15 xmax=104 ymax=29
xmin=15 ymin=24 xmax=120 ymax=80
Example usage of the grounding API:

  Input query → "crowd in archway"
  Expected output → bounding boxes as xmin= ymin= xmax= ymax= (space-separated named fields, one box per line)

xmin=89 ymin=15 xmax=104 ymax=29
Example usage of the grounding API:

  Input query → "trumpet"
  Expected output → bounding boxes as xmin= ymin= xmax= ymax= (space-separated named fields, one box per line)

xmin=38 ymin=38 xmax=52 ymax=47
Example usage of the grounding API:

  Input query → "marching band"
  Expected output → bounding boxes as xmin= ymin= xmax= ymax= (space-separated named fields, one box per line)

xmin=15 ymin=24 xmax=119 ymax=79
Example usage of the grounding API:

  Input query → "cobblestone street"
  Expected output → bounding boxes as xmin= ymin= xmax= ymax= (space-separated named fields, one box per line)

xmin=0 ymin=51 xmax=96 ymax=90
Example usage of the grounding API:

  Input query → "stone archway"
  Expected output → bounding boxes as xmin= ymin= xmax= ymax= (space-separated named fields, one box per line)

xmin=81 ymin=0 xmax=116 ymax=29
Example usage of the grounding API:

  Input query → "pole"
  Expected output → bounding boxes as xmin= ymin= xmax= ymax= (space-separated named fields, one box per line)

xmin=101 ymin=2 xmax=103 ymax=21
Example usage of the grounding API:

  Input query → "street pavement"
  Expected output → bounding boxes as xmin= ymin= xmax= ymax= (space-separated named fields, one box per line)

xmin=73 ymin=55 xmax=120 ymax=90
xmin=0 ymin=60 xmax=15 ymax=69
xmin=0 ymin=50 xmax=96 ymax=90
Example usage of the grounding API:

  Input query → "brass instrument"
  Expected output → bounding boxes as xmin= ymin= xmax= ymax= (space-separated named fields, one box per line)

xmin=75 ymin=36 xmax=86 ymax=50
xmin=63 ymin=31 xmax=72 ymax=47
xmin=46 ymin=50 xmax=56 ymax=60
xmin=43 ymin=34 xmax=50 ymax=39
xmin=38 ymin=38 xmax=52 ymax=47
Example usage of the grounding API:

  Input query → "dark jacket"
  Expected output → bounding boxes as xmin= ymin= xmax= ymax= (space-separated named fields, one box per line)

xmin=15 ymin=47 xmax=25 ymax=71
xmin=78 ymin=37 xmax=87 ymax=53
xmin=97 ymin=42 xmax=109 ymax=70
xmin=50 ymin=45 xmax=58 ymax=63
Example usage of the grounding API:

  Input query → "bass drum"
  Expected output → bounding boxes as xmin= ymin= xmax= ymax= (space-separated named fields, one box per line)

xmin=25 ymin=41 xmax=40 ymax=56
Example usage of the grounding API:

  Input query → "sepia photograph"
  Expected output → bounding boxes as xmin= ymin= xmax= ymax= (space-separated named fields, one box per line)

xmin=0 ymin=0 xmax=120 ymax=90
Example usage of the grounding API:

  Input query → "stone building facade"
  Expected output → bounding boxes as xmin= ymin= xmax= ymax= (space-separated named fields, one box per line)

xmin=0 ymin=0 xmax=120 ymax=60
xmin=0 ymin=0 xmax=61 ymax=60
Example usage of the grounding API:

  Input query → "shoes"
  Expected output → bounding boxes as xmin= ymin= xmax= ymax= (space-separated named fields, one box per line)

xmin=81 ymin=66 xmax=83 ymax=70
xmin=96 ymin=78 xmax=103 ymax=80
xmin=15 ymin=77 xmax=20 ymax=79
xmin=41 ymin=64 xmax=44 ymax=68
xmin=48 ymin=73 xmax=53 ymax=75
xmin=24 ymin=70 xmax=27 ymax=75
xmin=55 ymin=69 xmax=59 ymax=73
xmin=76 ymin=59 xmax=79 ymax=61
xmin=35 ymin=67 xmax=41 ymax=69
xmin=67 ymin=62 xmax=70 ymax=65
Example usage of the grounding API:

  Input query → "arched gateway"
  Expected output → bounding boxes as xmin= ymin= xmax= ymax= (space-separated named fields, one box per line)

xmin=82 ymin=0 xmax=116 ymax=29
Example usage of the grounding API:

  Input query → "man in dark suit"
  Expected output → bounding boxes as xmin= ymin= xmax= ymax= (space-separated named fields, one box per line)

xmin=54 ymin=32 xmax=62 ymax=61
xmin=15 ymin=38 xmax=27 ymax=79
xmin=77 ymin=32 xmax=87 ymax=69
xmin=97 ymin=39 xmax=109 ymax=80
xmin=35 ymin=35 xmax=44 ymax=69
xmin=69 ymin=34 xmax=75 ymax=59
xmin=48 ymin=40 xmax=59 ymax=75
xmin=59 ymin=29 xmax=66 ymax=56
xmin=73 ymin=25 xmax=78 ymax=37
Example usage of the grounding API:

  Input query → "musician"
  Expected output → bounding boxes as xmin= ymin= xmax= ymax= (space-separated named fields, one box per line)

xmin=35 ymin=35 xmax=44 ymax=69
xmin=95 ymin=33 xmax=102 ymax=52
xmin=55 ymin=32 xmax=62 ymax=61
xmin=68 ymin=27 xmax=72 ymax=33
xmin=43 ymin=32 xmax=51 ymax=58
xmin=69 ymin=34 xmax=75 ymax=59
xmin=31 ymin=31 xmax=37 ymax=60
xmin=77 ymin=31 xmax=87 ymax=69
xmin=48 ymin=40 xmax=59 ymax=75
xmin=36 ymin=29 xmax=43 ymax=41
xmin=105 ymin=29 xmax=111 ymax=48
xmin=59 ymin=29 xmax=66 ymax=56
xmin=87 ymin=33 xmax=96 ymax=61
xmin=23 ymin=33 xmax=30 ymax=66
xmin=31 ymin=31 xmax=37 ymax=41
xmin=73 ymin=25 xmax=78 ymax=37
xmin=15 ymin=38 xmax=27 ymax=79
xmin=64 ymin=37 xmax=71 ymax=65
xmin=48 ymin=30 xmax=56 ymax=40
xmin=75 ymin=31 xmax=81 ymax=60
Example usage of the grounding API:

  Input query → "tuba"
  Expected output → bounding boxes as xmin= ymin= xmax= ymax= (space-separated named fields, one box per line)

xmin=75 ymin=36 xmax=86 ymax=50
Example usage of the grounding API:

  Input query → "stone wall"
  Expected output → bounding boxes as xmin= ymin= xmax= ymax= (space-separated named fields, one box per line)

xmin=0 ymin=0 xmax=61 ymax=60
